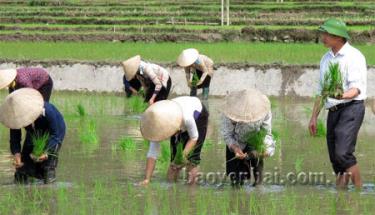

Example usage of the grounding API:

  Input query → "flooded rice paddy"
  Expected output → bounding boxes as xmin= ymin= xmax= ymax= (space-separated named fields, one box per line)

xmin=0 ymin=92 xmax=374 ymax=214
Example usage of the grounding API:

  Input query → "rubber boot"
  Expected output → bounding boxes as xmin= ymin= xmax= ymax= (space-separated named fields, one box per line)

xmin=190 ymin=87 xmax=197 ymax=97
xmin=14 ymin=171 xmax=29 ymax=185
xmin=44 ymin=169 xmax=56 ymax=184
xmin=202 ymin=87 xmax=209 ymax=100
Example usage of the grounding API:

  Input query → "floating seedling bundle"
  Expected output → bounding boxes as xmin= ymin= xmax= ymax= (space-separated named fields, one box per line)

xmin=320 ymin=62 xmax=344 ymax=107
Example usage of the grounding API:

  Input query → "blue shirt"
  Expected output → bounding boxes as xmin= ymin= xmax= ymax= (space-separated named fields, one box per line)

xmin=10 ymin=102 xmax=66 ymax=154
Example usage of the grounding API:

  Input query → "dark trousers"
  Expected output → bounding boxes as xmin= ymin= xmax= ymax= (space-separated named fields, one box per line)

xmin=326 ymin=100 xmax=365 ymax=175
xmin=226 ymin=145 xmax=264 ymax=186
xmin=170 ymin=105 xmax=209 ymax=166
xmin=15 ymin=134 xmax=61 ymax=184
xmin=125 ymin=77 xmax=142 ymax=98
xmin=144 ymin=77 xmax=172 ymax=103
xmin=38 ymin=76 xmax=53 ymax=101
xmin=190 ymin=70 xmax=211 ymax=96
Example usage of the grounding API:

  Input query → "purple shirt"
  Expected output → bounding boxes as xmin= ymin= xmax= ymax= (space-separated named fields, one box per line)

xmin=16 ymin=68 xmax=50 ymax=90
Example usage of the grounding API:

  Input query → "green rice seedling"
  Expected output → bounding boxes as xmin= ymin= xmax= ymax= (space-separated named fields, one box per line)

xmin=127 ymin=96 xmax=148 ymax=113
xmin=244 ymin=128 xmax=268 ymax=153
xmin=315 ymin=119 xmax=326 ymax=137
xmin=76 ymin=103 xmax=86 ymax=117
xmin=320 ymin=62 xmax=344 ymax=108
xmin=31 ymin=132 xmax=50 ymax=157
xmin=79 ymin=120 xmax=98 ymax=145
xmin=294 ymin=156 xmax=304 ymax=173
xmin=117 ymin=136 xmax=137 ymax=151
xmin=191 ymin=71 xmax=200 ymax=87
xmin=173 ymin=142 xmax=185 ymax=165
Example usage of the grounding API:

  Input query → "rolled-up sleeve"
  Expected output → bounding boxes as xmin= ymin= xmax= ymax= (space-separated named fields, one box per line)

xmin=347 ymin=58 xmax=366 ymax=95
xmin=221 ymin=115 xmax=239 ymax=151
xmin=144 ymin=66 xmax=163 ymax=95
xmin=185 ymin=117 xmax=199 ymax=141
xmin=147 ymin=141 xmax=160 ymax=159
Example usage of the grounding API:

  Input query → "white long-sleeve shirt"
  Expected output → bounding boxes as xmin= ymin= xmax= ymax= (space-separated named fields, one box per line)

xmin=147 ymin=97 xmax=203 ymax=159
xmin=220 ymin=112 xmax=276 ymax=157
xmin=139 ymin=61 xmax=170 ymax=94
xmin=318 ymin=42 xmax=367 ymax=109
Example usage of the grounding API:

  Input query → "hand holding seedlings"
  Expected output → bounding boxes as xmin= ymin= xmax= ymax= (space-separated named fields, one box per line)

xmin=30 ymin=153 xmax=48 ymax=163
xmin=13 ymin=153 xmax=23 ymax=168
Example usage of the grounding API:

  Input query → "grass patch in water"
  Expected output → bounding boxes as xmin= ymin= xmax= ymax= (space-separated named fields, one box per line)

xmin=127 ymin=96 xmax=148 ymax=113
xmin=112 ymin=136 xmax=137 ymax=152
xmin=76 ymin=103 xmax=86 ymax=117
xmin=294 ymin=156 xmax=304 ymax=173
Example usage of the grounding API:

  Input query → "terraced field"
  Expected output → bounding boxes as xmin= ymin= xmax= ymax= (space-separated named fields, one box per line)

xmin=0 ymin=0 xmax=374 ymax=43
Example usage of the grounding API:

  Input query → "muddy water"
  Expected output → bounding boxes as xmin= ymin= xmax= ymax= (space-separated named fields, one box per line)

xmin=0 ymin=92 xmax=374 ymax=214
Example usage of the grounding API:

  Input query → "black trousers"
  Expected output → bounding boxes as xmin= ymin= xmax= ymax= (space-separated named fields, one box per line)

xmin=194 ymin=69 xmax=211 ymax=89
xmin=326 ymin=100 xmax=365 ymax=175
xmin=144 ymin=77 xmax=172 ymax=103
xmin=226 ymin=144 xmax=264 ymax=186
xmin=170 ymin=105 xmax=209 ymax=166
xmin=39 ymin=76 xmax=53 ymax=101
xmin=15 ymin=133 xmax=61 ymax=183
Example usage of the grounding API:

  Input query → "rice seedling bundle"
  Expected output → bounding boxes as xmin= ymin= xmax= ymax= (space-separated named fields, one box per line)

xmin=320 ymin=62 xmax=344 ymax=107
xmin=31 ymin=132 xmax=50 ymax=157
xmin=191 ymin=71 xmax=200 ymax=87
xmin=244 ymin=128 xmax=267 ymax=153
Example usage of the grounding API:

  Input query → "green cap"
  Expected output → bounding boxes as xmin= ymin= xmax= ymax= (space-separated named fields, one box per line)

xmin=318 ymin=18 xmax=350 ymax=40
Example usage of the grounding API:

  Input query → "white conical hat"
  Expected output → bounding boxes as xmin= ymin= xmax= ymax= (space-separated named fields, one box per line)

xmin=0 ymin=69 xmax=17 ymax=90
xmin=0 ymin=88 xmax=44 ymax=129
xmin=122 ymin=55 xmax=141 ymax=81
xmin=223 ymin=89 xmax=271 ymax=123
xmin=177 ymin=48 xmax=199 ymax=67
xmin=140 ymin=100 xmax=183 ymax=142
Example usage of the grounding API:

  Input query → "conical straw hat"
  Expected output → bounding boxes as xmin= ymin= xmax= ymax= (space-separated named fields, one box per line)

xmin=223 ymin=89 xmax=270 ymax=123
xmin=140 ymin=100 xmax=183 ymax=142
xmin=122 ymin=55 xmax=141 ymax=81
xmin=0 ymin=88 xmax=44 ymax=129
xmin=0 ymin=69 xmax=17 ymax=90
xmin=177 ymin=48 xmax=199 ymax=67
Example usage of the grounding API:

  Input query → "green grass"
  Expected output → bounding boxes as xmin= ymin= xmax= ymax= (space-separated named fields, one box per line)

xmin=79 ymin=120 xmax=99 ymax=145
xmin=127 ymin=96 xmax=147 ymax=114
xmin=1 ymin=41 xmax=374 ymax=65
xmin=173 ymin=142 xmax=185 ymax=165
xmin=76 ymin=103 xmax=86 ymax=117
xmin=114 ymin=136 xmax=137 ymax=151
xmin=31 ymin=132 xmax=49 ymax=157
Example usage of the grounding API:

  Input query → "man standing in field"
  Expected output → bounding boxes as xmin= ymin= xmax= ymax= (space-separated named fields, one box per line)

xmin=308 ymin=19 xmax=367 ymax=189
